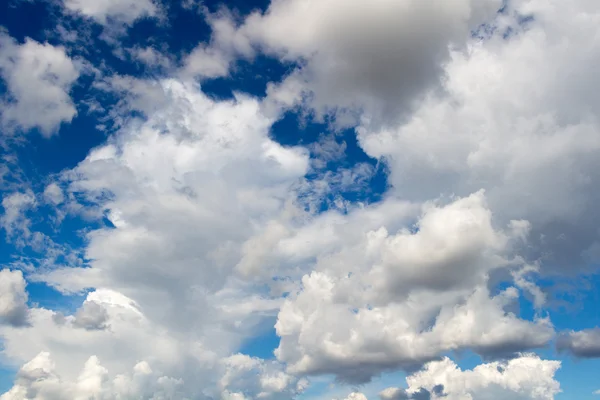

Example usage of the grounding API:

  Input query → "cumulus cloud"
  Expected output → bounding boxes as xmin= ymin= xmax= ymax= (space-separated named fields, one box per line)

xmin=402 ymin=354 xmax=561 ymax=400
xmin=0 ymin=76 xmax=311 ymax=398
xmin=0 ymin=351 xmax=184 ymax=400
xmin=0 ymin=289 xmax=186 ymax=390
xmin=557 ymin=329 xmax=600 ymax=358
xmin=272 ymin=192 xmax=552 ymax=383
xmin=353 ymin=355 xmax=560 ymax=400
xmin=219 ymin=354 xmax=307 ymax=400
xmin=0 ymin=270 xmax=29 ymax=327
xmin=0 ymin=34 xmax=80 ymax=136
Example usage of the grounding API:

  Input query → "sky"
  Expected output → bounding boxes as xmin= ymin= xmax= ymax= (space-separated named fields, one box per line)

xmin=0 ymin=0 xmax=599 ymax=399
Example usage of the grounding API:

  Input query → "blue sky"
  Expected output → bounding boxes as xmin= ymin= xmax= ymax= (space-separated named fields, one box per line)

xmin=0 ymin=0 xmax=599 ymax=399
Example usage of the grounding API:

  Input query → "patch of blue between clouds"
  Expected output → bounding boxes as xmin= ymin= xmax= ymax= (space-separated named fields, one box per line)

xmin=238 ymin=317 xmax=280 ymax=360
xmin=272 ymin=112 xmax=389 ymax=208
xmin=0 ymin=367 xmax=14 ymax=396
xmin=201 ymin=55 xmax=297 ymax=100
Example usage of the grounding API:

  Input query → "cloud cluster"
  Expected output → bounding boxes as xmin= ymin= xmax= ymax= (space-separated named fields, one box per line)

xmin=0 ymin=77 xmax=311 ymax=398
xmin=0 ymin=351 xmax=184 ymax=400
xmin=272 ymin=192 xmax=553 ymax=382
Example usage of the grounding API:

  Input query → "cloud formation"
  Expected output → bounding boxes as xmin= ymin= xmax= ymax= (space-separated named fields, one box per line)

xmin=1 ymin=0 xmax=599 ymax=398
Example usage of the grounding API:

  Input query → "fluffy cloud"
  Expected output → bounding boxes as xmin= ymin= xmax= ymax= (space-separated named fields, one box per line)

xmin=349 ymin=355 xmax=560 ymax=400
xmin=272 ymin=192 xmax=552 ymax=382
xmin=219 ymin=354 xmax=306 ymax=400
xmin=0 ymin=270 xmax=29 ymax=327
xmin=0 ymin=34 xmax=79 ymax=136
xmin=401 ymin=354 xmax=561 ymax=400
xmin=43 ymin=184 xmax=65 ymax=206
xmin=0 ymin=351 xmax=185 ymax=400
xmin=182 ymin=12 xmax=254 ymax=80
xmin=63 ymin=0 xmax=157 ymax=25
xmin=557 ymin=329 xmax=600 ymax=358
xmin=0 ymin=76 xmax=311 ymax=398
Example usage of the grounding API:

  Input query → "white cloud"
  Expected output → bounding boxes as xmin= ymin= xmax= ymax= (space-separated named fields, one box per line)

xmin=272 ymin=192 xmax=552 ymax=382
xmin=182 ymin=12 xmax=254 ymax=80
xmin=63 ymin=0 xmax=157 ymax=25
xmin=127 ymin=46 xmax=172 ymax=70
xmin=0 ymin=34 xmax=80 ymax=137
xmin=344 ymin=393 xmax=368 ymax=400
xmin=219 ymin=354 xmax=306 ymax=400
xmin=0 ymin=351 xmax=184 ymax=400
xmin=402 ymin=354 xmax=561 ymax=400
xmin=0 ymin=269 xmax=29 ymax=327
xmin=0 ymin=76 xmax=311 ymax=398
xmin=43 ymin=183 xmax=65 ymax=206
xmin=1 ymin=191 xmax=36 ymax=243
xmin=355 ymin=354 xmax=561 ymax=400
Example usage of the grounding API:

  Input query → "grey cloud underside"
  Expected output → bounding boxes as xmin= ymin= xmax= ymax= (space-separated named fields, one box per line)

xmin=557 ymin=329 xmax=600 ymax=358
xmin=379 ymin=386 xmax=443 ymax=400
xmin=242 ymin=0 xmax=503 ymax=126
xmin=72 ymin=302 xmax=110 ymax=331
